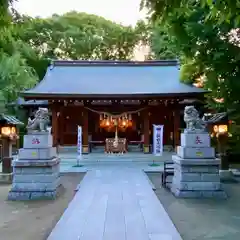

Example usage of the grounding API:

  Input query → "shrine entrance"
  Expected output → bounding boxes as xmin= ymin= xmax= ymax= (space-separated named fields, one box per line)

xmin=23 ymin=60 xmax=206 ymax=154
xmin=56 ymin=101 xmax=181 ymax=154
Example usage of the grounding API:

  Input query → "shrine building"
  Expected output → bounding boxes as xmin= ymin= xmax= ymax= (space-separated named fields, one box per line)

xmin=23 ymin=60 xmax=206 ymax=154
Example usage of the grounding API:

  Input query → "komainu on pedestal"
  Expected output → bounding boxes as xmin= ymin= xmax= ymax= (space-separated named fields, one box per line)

xmin=8 ymin=108 xmax=61 ymax=201
xmin=171 ymin=106 xmax=227 ymax=199
xmin=26 ymin=107 xmax=49 ymax=132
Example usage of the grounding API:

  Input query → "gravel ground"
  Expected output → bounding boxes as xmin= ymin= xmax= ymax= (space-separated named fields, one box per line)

xmin=0 ymin=172 xmax=85 ymax=240
xmin=147 ymin=172 xmax=240 ymax=240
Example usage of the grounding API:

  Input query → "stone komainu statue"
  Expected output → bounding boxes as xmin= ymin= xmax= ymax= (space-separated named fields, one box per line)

xmin=184 ymin=105 xmax=206 ymax=132
xmin=26 ymin=107 xmax=50 ymax=132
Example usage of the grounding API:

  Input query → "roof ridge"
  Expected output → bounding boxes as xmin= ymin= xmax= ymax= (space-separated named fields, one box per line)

xmin=51 ymin=60 xmax=179 ymax=67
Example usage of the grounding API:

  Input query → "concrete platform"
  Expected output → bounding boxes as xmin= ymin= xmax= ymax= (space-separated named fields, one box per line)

xmin=47 ymin=168 xmax=182 ymax=240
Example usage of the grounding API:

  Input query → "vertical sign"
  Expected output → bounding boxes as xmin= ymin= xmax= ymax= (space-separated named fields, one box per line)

xmin=77 ymin=126 xmax=82 ymax=160
xmin=153 ymin=125 xmax=164 ymax=156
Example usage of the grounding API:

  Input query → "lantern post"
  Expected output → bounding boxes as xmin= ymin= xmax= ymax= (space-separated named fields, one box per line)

xmin=1 ymin=125 xmax=18 ymax=174
xmin=213 ymin=124 xmax=232 ymax=180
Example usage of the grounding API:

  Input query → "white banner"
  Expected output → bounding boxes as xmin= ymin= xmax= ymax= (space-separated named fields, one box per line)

xmin=153 ymin=125 xmax=164 ymax=156
xmin=77 ymin=126 xmax=82 ymax=159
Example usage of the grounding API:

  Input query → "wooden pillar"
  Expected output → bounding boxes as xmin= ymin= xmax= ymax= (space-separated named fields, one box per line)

xmin=173 ymin=109 xmax=180 ymax=150
xmin=58 ymin=106 xmax=64 ymax=146
xmin=2 ymin=138 xmax=13 ymax=174
xmin=143 ymin=110 xmax=150 ymax=153
xmin=51 ymin=104 xmax=59 ymax=147
xmin=82 ymin=108 xmax=89 ymax=154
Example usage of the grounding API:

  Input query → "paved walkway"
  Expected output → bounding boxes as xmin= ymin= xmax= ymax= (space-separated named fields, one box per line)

xmin=48 ymin=167 xmax=182 ymax=240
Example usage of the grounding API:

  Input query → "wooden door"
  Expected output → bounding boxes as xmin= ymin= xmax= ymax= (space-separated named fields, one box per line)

xmin=60 ymin=106 xmax=83 ymax=145
xmin=150 ymin=107 xmax=173 ymax=145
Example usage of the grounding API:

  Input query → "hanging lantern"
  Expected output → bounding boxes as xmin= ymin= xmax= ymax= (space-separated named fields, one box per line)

xmin=106 ymin=120 xmax=110 ymax=126
xmin=100 ymin=119 xmax=105 ymax=128
xmin=100 ymin=114 xmax=103 ymax=120
xmin=129 ymin=114 xmax=132 ymax=121
xmin=128 ymin=120 xmax=133 ymax=128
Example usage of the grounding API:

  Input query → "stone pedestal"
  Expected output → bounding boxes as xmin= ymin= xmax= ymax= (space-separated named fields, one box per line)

xmin=8 ymin=132 xmax=61 ymax=201
xmin=171 ymin=132 xmax=227 ymax=199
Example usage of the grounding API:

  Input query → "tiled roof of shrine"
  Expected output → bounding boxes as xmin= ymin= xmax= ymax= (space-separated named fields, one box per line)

xmin=205 ymin=112 xmax=228 ymax=123
xmin=0 ymin=114 xmax=24 ymax=125
xmin=8 ymin=97 xmax=48 ymax=106
xmin=23 ymin=60 xmax=206 ymax=99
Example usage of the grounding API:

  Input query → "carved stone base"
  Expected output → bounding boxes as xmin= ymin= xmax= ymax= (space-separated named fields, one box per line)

xmin=171 ymin=185 xmax=227 ymax=199
xmin=9 ymin=157 xmax=60 ymax=201
xmin=18 ymin=147 xmax=57 ymax=160
xmin=171 ymin=156 xmax=227 ymax=199
xmin=23 ymin=133 xmax=53 ymax=149
xmin=8 ymin=185 xmax=62 ymax=201
xmin=177 ymin=146 xmax=215 ymax=159
xmin=181 ymin=132 xmax=210 ymax=147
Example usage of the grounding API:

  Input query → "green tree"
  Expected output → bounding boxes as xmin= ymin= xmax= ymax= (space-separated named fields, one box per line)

xmin=0 ymin=1 xmax=40 ymax=104
xmin=134 ymin=20 xmax=177 ymax=60
xmin=150 ymin=20 xmax=176 ymax=59
xmin=0 ymin=0 xmax=12 ymax=26
xmin=19 ymin=12 xmax=140 ymax=60
xmin=141 ymin=0 xmax=240 ymax=153
xmin=0 ymin=27 xmax=38 ymax=102
xmin=140 ymin=0 xmax=240 ymax=26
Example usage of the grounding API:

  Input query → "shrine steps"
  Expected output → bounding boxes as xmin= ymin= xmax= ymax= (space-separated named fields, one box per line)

xmin=58 ymin=153 xmax=173 ymax=165
xmin=58 ymin=145 xmax=142 ymax=154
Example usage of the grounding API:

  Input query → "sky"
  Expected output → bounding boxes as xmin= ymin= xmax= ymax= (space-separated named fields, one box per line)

xmin=14 ymin=0 xmax=147 ymax=26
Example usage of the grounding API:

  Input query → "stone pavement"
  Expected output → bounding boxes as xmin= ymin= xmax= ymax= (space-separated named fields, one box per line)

xmin=48 ymin=167 xmax=182 ymax=240
xmin=148 ymin=172 xmax=240 ymax=240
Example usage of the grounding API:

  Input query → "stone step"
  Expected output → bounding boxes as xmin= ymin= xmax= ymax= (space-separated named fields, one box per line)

xmin=58 ymin=145 xmax=142 ymax=153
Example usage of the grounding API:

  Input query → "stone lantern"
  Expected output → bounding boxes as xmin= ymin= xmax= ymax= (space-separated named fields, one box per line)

xmin=0 ymin=114 xmax=23 ymax=182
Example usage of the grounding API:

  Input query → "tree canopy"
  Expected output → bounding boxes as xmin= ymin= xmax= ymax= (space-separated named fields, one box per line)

xmin=142 ymin=0 xmax=240 ymax=151
xmin=19 ymin=12 xmax=140 ymax=60
xmin=0 ymin=0 xmax=40 ymax=104
xmin=140 ymin=0 xmax=240 ymax=26
xmin=142 ymin=0 xmax=240 ymax=109
xmin=0 ymin=8 xmax=146 ymax=104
